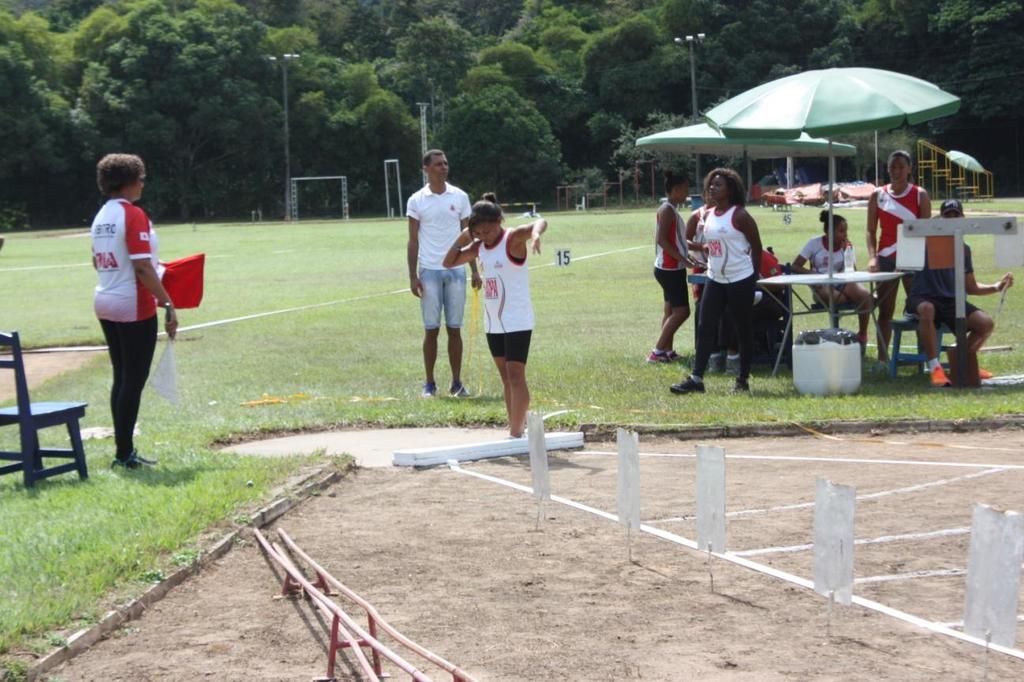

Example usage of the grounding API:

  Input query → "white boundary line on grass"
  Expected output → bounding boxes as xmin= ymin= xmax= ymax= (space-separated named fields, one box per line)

xmin=734 ymin=526 xmax=971 ymax=557
xmin=576 ymin=449 xmax=1024 ymax=470
xmin=175 ymin=245 xmax=645 ymax=334
xmin=178 ymin=288 xmax=409 ymax=333
xmin=446 ymin=462 xmax=1024 ymax=662
xmin=0 ymin=262 xmax=92 ymax=273
xmin=650 ymin=467 xmax=1007 ymax=523
xmin=0 ymin=253 xmax=233 ymax=274
xmin=529 ymin=245 xmax=646 ymax=270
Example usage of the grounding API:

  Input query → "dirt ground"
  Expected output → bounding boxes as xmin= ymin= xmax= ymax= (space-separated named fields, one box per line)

xmin=51 ymin=428 xmax=1024 ymax=681
xmin=0 ymin=350 xmax=103 ymax=401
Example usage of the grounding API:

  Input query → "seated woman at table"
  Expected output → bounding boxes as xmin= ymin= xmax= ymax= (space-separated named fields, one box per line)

xmin=792 ymin=210 xmax=871 ymax=348
xmin=671 ymin=167 xmax=762 ymax=395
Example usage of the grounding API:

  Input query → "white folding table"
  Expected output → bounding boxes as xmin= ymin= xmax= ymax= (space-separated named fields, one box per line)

xmin=757 ymin=271 xmax=904 ymax=376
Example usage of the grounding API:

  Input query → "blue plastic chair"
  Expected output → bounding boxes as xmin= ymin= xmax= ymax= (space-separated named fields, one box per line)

xmin=888 ymin=316 xmax=950 ymax=378
xmin=0 ymin=331 xmax=88 ymax=487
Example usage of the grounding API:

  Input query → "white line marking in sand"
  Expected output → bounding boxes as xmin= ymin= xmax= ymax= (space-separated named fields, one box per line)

xmin=447 ymin=463 xmax=1024 ymax=662
xmin=576 ymin=450 xmax=1024 ymax=470
xmin=734 ymin=526 xmax=971 ymax=557
xmin=855 ymin=568 xmax=966 ymax=584
xmin=939 ymin=615 xmax=1024 ymax=629
xmin=649 ymin=468 xmax=1007 ymax=524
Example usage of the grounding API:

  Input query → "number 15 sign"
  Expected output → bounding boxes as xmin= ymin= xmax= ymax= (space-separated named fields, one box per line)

xmin=555 ymin=249 xmax=571 ymax=267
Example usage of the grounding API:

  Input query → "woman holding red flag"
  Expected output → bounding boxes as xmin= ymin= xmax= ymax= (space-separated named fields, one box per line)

xmin=90 ymin=154 xmax=178 ymax=470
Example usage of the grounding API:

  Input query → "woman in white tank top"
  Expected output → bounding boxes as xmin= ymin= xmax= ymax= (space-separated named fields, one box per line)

xmin=671 ymin=168 xmax=763 ymax=395
xmin=443 ymin=194 xmax=548 ymax=438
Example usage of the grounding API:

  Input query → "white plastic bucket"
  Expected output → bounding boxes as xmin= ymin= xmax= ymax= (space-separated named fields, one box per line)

xmin=793 ymin=341 xmax=861 ymax=396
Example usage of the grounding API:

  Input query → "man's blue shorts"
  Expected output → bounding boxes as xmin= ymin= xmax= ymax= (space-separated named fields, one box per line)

xmin=420 ymin=267 xmax=466 ymax=330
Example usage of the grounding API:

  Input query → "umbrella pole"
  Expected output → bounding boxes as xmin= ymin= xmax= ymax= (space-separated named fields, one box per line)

xmin=744 ymin=148 xmax=752 ymax=202
xmin=874 ymin=131 xmax=879 ymax=186
xmin=828 ymin=139 xmax=836 ymax=328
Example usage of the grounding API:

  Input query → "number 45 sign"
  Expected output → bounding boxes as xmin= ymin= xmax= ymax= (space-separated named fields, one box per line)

xmin=556 ymin=249 xmax=571 ymax=267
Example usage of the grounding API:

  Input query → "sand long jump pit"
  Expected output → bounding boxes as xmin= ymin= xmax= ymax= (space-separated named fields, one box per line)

xmin=55 ymin=428 xmax=1024 ymax=681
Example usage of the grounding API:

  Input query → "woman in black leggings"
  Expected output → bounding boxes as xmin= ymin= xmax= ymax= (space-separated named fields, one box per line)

xmin=671 ymin=168 xmax=762 ymax=394
xmin=90 ymin=154 xmax=178 ymax=469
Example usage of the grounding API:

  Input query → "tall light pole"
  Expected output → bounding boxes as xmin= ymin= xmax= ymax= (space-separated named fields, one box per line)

xmin=675 ymin=33 xmax=706 ymax=184
xmin=417 ymin=102 xmax=429 ymax=186
xmin=269 ymin=53 xmax=300 ymax=220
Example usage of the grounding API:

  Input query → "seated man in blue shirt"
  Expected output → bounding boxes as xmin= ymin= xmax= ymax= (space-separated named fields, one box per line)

xmin=906 ymin=199 xmax=1014 ymax=386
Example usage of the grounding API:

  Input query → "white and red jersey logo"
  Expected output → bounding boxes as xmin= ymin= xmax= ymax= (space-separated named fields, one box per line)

xmin=91 ymin=199 xmax=159 ymax=322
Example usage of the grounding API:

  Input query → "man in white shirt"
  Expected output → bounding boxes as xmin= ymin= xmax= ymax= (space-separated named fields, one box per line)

xmin=407 ymin=149 xmax=481 ymax=397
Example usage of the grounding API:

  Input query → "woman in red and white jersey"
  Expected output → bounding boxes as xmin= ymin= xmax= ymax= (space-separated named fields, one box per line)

xmin=648 ymin=170 xmax=694 ymax=363
xmin=90 ymin=154 xmax=178 ymax=469
xmin=671 ymin=167 xmax=762 ymax=395
xmin=866 ymin=150 xmax=931 ymax=363
xmin=443 ymin=194 xmax=547 ymax=438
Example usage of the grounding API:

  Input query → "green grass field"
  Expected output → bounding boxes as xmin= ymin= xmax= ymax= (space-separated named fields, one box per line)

xmin=1 ymin=205 xmax=1023 ymax=657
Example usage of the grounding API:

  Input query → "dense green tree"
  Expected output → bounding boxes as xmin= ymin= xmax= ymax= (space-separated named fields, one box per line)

xmin=73 ymin=0 xmax=280 ymax=219
xmin=581 ymin=15 xmax=683 ymax=123
xmin=39 ymin=0 xmax=105 ymax=30
xmin=536 ymin=22 xmax=587 ymax=76
xmin=461 ymin=63 xmax=514 ymax=93
xmin=610 ymin=111 xmax=691 ymax=179
xmin=301 ymin=0 xmax=392 ymax=61
xmin=439 ymin=84 xmax=562 ymax=201
xmin=580 ymin=15 xmax=687 ymax=165
xmin=929 ymin=0 xmax=1024 ymax=121
xmin=0 ymin=10 xmax=81 ymax=226
xmin=387 ymin=17 xmax=475 ymax=106
xmin=2 ymin=0 xmax=1023 ymax=224
xmin=476 ymin=39 xmax=582 ymax=135
xmin=417 ymin=0 xmax=525 ymax=35
xmin=287 ymin=59 xmax=419 ymax=213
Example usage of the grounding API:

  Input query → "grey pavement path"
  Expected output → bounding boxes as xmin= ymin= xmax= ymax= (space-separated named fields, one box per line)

xmin=221 ymin=427 xmax=510 ymax=468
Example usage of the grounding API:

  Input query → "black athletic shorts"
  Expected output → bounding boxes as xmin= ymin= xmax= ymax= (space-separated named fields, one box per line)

xmin=906 ymin=295 xmax=980 ymax=329
xmin=487 ymin=330 xmax=532 ymax=364
xmin=877 ymin=254 xmax=914 ymax=282
xmin=654 ymin=267 xmax=689 ymax=308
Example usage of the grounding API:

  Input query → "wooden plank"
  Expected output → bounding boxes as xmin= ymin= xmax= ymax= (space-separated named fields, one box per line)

xmin=393 ymin=432 xmax=584 ymax=468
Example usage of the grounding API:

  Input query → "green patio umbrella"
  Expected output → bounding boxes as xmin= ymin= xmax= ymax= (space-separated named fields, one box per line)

xmin=636 ymin=123 xmax=857 ymax=200
xmin=704 ymin=67 xmax=960 ymax=140
xmin=635 ymin=123 xmax=857 ymax=158
xmin=947 ymin=150 xmax=986 ymax=173
xmin=704 ymin=67 xmax=961 ymax=327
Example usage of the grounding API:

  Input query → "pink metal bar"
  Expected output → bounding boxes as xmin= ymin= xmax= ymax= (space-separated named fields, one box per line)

xmin=277 ymin=528 xmax=479 ymax=682
xmin=255 ymin=528 xmax=431 ymax=681
xmin=254 ymin=530 xmax=382 ymax=681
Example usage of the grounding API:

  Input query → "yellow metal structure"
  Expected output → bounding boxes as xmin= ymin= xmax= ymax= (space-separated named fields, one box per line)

xmin=916 ymin=140 xmax=994 ymax=200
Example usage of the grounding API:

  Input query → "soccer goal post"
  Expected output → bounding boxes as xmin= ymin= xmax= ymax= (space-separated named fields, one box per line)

xmin=290 ymin=176 xmax=350 ymax=221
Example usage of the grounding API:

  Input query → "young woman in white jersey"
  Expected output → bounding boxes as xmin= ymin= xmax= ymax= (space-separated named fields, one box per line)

xmin=792 ymin=210 xmax=872 ymax=347
xmin=671 ymin=168 xmax=762 ymax=394
xmin=443 ymin=194 xmax=547 ymax=438
xmin=649 ymin=170 xmax=696 ymax=363
xmin=90 ymin=154 xmax=178 ymax=469
xmin=866 ymin=150 xmax=931 ymax=363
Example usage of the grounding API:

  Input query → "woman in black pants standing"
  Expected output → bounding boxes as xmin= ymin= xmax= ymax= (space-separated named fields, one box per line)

xmin=90 ymin=154 xmax=178 ymax=469
xmin=671 ymin=167 xmax=762 ymax=394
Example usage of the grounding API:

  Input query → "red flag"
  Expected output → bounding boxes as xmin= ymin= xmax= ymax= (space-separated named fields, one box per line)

xmin=161 ymin=253 xmax=205 ymax=308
